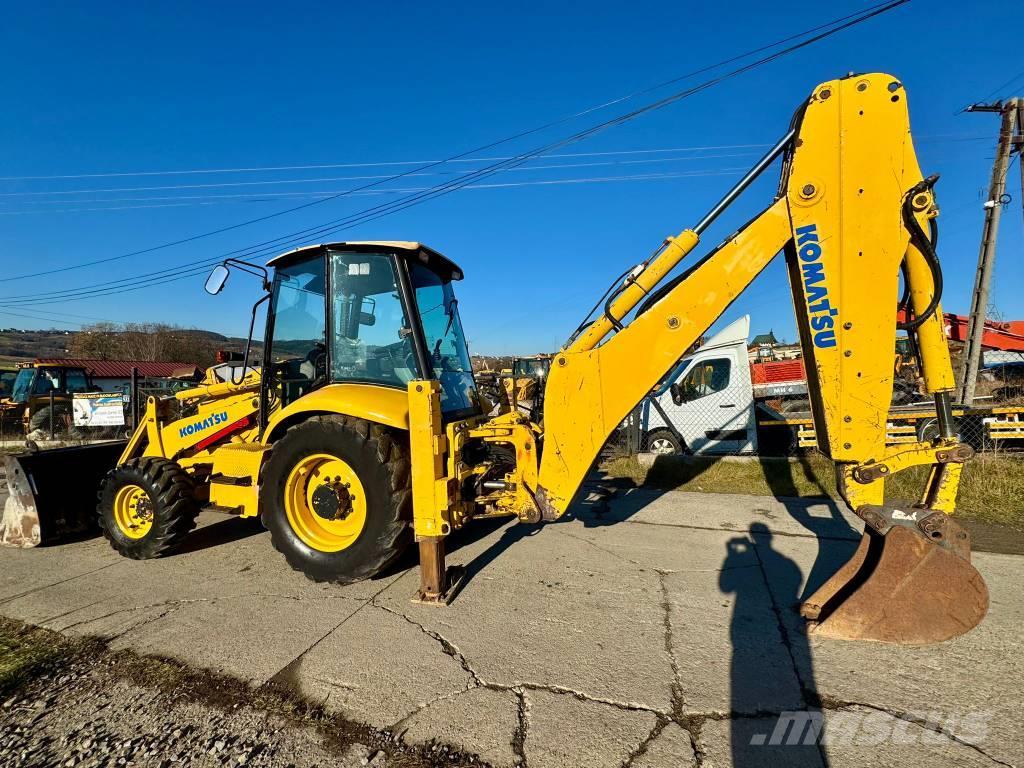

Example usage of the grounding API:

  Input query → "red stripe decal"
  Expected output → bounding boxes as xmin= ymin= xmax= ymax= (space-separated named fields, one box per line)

xmin=194 ymin=416 xmax=252 ymax=452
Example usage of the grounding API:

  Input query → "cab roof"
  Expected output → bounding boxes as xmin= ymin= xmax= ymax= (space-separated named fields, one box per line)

xmin=267 ymin=241 xmax=464 ymax=281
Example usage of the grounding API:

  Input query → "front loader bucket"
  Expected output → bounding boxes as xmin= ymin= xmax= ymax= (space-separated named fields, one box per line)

xmin=801 ymin=510 xmax=988 ymax=644
xmin=1 ymin=441 xmax=126 ymax=548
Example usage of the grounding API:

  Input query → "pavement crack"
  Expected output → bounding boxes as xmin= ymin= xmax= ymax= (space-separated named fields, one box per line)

xmin=621 ymin=718 xmax=668 ymax=768
xmin=656 ymin=571 xmax=685 ymax=719
xmin=387 ymin=684 xmax=478 ymax=734
xmin=0 ymin=560 xmax=124 ymax=606
xmin=268 ymin=571 xmax=406 ymax=684
xmin=517 ymin=682 xmax=667 ymax=717
xmin=370 ymin=602 xmax=484 ymax=686
xmin=369 ymin=601 xmax=668 ymax=720
xmin=513 ymin=687 xmax=529 ymax=768
xmin=560 ymin=531 xmax=644 ymax=567
xmin=819 ymin=697 xmax=1014 ymax=767
xmin=749 ymin=538 xmax=831 ymax=768
xmin=620 ymin=517 xmax=859 ymax=543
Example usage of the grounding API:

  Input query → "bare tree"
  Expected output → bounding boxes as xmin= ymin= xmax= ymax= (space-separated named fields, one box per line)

xmin=70 ymin=323 xmax=218 ymax=367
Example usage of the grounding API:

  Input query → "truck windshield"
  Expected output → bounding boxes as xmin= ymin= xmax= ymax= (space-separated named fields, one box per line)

xmin=409 ymin=263 xmax=477 ymax=415
xmin=10 ymin=368 xmax=34 ymax=403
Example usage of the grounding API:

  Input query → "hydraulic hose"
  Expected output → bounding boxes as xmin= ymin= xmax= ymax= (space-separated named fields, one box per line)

xmin=897 ymin=177 xmax=943 ymax=332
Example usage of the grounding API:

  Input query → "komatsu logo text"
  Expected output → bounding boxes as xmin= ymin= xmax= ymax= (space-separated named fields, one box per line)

xmin=179 ymin=411 xmax=229 ymax=439
xmin=795 ymin=224 xmax=837 ymax=349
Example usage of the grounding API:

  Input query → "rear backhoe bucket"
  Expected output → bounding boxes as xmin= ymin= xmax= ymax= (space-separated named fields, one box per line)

xmin=800 ymin=508 xmax=988 ymax=644
xmin=1 ymin=441 xmax=126 ymax=548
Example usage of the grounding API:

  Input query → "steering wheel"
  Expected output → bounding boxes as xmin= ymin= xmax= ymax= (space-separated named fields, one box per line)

xmin=307 ymin=342 xmax=327 ymax=380
xmin=405 ymin=351 xmax=419 ymax=374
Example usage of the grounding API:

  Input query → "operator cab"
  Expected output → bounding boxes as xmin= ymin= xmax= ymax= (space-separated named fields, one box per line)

xmin=264 ymin=242 xmax=478 ymax=418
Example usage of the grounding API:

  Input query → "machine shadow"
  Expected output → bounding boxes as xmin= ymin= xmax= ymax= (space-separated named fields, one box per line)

xmin=722 ymin=522 xmax=828 ymax=767
xmin=757 ymin=453 xmax=861 ymax=599
xmin=175 ymin=515 xmax=267 ymax=556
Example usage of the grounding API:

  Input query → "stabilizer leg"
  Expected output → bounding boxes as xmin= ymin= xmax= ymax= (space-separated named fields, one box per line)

xmin=413 ymin=536 xmax=465 ymax=605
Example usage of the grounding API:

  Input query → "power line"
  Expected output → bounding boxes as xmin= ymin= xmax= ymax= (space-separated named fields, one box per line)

xmin=0 ymin=161 xmax=754 ymax=214
xmin=4 ymin=0 xmax=909 ymax=284
xmin=3 ymin=128 xmax=979 ymax=185
xmin=1 ymin=0 xmax=909 ymax=310
xmin=0 ymin=0 xmax=913 ymax=321
xmin=186 ymin=0 xmax=912 ymax=268
xmin=0 ymin=152 xmax=761 ymax=199
xmin=0 ymin=169 xmax=748 ymax=303
xmin=0 ymin=145 xmax=773 ymax=183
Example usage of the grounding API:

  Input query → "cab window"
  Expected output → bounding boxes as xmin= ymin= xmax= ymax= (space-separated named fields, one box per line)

xmin=269 ymin=254 xmax=327 ymax=404
xmin=329 ymin=252 xmax=414 ymax=388
xmin=65 ymin=369 xmax=89 ymax=393
xmin=33 ymin=370 xmax=60 ymax=395
xmin=678 ymin=358 xmax=731 ymax=400
xmin=410 ymin=262 xmax=477 ymax=415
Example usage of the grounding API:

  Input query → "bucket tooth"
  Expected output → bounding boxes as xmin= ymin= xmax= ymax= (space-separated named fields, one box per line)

xmin=801 ymin=512 xmax=988 ymax=645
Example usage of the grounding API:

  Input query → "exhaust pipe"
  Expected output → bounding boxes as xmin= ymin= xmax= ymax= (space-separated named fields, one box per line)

xmin=1 ymin=441 xmax=126 ymax=548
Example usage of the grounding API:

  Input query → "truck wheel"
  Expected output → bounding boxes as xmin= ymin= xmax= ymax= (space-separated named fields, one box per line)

xmin=259 ymin=415 xmax=412 ymax=584
xmin=644 ymin=429 xmax=683 ymax=455
xmin=97 ymin=458 xmax=199 ymax=559
xmin=29 ymin=405 xmax=72 ymax=436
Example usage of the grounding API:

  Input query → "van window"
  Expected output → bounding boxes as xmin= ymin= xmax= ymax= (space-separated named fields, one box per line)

xmin=678 ymin=358 xmax=731 ymax=400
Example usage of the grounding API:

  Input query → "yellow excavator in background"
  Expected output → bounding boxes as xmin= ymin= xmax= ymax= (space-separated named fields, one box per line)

xmin=1 ymin=73 xmax=988 ymax=645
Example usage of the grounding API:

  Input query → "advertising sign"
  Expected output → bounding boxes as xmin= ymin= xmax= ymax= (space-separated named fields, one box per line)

xmin=73 ymin=392 xmax=126 ymax=427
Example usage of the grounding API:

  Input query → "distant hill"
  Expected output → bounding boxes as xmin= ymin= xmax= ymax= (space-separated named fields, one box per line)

xmin=0 ymin=327 xmax=259 ymax=367
xmin=0 ymin=329 xmax=76 ymax=365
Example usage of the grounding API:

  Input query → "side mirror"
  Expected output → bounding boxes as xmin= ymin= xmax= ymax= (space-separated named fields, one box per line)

xmin=205 ymin=264 xmax=230 ymax=295
xmin=358 ymin=312 xmax=376 ymax=327
xmin=670 ymin=382 xmax=686 ymax=406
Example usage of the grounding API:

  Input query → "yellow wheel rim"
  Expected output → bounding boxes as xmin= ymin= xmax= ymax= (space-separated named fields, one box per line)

xmin=284 ymin=453 xmax=367 ymax=553
xmin=113 ymin=484 xmax=153 ymax=539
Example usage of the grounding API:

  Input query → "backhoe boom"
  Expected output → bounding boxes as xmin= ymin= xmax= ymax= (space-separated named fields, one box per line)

xmin=530 ymin=72 xmax=988 ymax=643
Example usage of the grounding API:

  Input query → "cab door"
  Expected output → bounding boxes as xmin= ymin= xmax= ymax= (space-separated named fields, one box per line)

xmin=660 ymin=347 xmax=752 ymax=454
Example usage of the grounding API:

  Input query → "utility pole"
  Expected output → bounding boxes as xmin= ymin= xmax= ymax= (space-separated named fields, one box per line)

xmin=956 ymin=99 xmax=1022 ymax=405
xmin=1019 ymin=101 xmax=1024 ymax=227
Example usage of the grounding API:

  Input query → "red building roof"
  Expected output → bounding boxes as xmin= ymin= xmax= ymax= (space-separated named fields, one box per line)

xmin=34 ymin=358 xmax=202 ymax=379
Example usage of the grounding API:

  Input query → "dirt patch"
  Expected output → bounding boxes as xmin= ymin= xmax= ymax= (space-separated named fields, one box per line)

xmin=0 ymin=617 xmax=487 ymax=768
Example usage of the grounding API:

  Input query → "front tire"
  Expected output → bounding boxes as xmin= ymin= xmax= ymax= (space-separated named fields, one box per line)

xmin=29 ymin=405 xmax=72 ymax=436
xmin=97 ymin=458 xmax=199 ymax=559
xmin=259 ymin=415 xmax=412 ymax=584
xmin=644 ymin=429 xmax=684 ymax=455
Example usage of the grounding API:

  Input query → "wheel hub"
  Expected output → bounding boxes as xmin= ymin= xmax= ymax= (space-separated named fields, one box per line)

xmin=113 ymin=484 xmax=154 ymax=539
xmin=283 ymin=454 xmax=367 ymax=553
xmin=311 ymin=479 xmax=353 ymax=521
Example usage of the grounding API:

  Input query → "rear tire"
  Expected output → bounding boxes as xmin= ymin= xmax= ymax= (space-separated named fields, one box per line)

xmin=259 ymin=415 xmax=412 ymax=584
xmin=97 ymin=457 xmax=199 ymax=559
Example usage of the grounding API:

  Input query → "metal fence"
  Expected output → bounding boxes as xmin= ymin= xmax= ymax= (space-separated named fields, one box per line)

xmin=0 ymin=381 xmax=181 ymax=448
xmin=616 ymin=378 xmax=1024 ymax=459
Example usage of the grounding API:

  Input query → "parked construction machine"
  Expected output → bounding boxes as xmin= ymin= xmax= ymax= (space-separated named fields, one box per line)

xmin=1 ymin=73 xmax=989 ymax=644
xmin=0 ymin=361 xmax=94 ymax=436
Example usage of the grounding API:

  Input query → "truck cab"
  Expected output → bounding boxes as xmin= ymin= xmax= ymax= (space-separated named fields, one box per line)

xmin=641 ymin=316 xmax=758 ymax=455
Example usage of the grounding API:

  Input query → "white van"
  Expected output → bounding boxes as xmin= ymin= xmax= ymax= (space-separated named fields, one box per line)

xmin=640 ymin=316 xmax=758 ymax=455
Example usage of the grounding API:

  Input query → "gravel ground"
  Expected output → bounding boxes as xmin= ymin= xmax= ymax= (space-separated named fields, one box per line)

xmin=0 ymin=621 xmax=485 ymax=768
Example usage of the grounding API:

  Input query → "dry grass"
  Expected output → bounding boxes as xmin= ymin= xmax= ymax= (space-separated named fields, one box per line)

xmin=602 ymin=451 xmax=1024 ymax=530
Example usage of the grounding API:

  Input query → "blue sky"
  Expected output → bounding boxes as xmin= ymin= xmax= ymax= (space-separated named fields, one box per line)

xmin=0 ymin=0 xmax=1021 ymax=355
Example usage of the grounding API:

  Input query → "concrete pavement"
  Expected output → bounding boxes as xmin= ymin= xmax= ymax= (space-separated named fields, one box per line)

xmin=0 ymin=485 xmax=1020 ymax=767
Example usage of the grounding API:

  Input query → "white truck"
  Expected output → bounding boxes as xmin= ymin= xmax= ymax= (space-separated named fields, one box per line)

xmin=639 ymin=316 xmax=1024 ymax=455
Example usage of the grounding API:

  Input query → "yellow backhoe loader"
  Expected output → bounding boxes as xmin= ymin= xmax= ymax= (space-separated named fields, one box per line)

xmin=2 ymin=73 xmax=989 ymax=644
